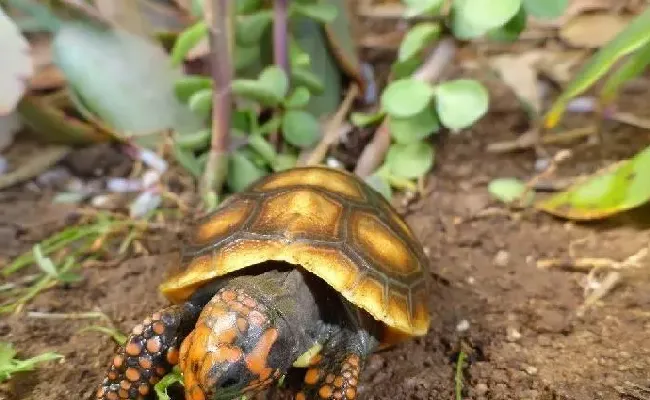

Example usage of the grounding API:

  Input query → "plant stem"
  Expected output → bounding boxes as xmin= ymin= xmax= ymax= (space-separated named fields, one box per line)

xmin=273 ymin=0 xmax=290 ymax=72
xmin=201 ymin=0 xmax=233 ymax=204
xmin=270 ymin=0 xmax=290 ymax=148
xmin=354 ymin=37 xmax=457 ymax=177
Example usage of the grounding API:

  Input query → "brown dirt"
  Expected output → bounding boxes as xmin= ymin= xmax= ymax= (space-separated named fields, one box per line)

xmin=2 ymin=89 xmax=650 ymax=400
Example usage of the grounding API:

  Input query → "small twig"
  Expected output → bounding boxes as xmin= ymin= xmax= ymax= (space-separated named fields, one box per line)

xmin=354 ymin=38 xmax=457 ymax=177
xmin=517 ymin=149 xmax=572 ymax=207
xmin=26 ymin=311 xmax=109 ymax=320
xmin=576 ymin=271 xmax=621 ymax=317
xmin=454 ymin=350 xmax=467 ymax=400
xmin=301 ymin=84 xmax=360 ymax=166
xmin=486 ymin=126 xmax=597 ymax=154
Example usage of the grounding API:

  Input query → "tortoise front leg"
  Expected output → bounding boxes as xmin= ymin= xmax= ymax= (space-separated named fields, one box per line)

xmin=297 ymin=327 xmax=379 ymax=400
xmin=96 ymin=302 xmax=201 ymax=400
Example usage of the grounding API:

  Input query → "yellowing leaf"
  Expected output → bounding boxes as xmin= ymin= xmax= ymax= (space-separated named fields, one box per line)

xmin=0 ymin=8 xmax=34 ymax=115
xmin=535 ymin=145 xmax=650 ymax=220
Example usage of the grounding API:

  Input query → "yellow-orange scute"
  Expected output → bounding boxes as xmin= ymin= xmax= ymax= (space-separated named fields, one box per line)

xmin=159 ymin=166 xmax=430 ymax=338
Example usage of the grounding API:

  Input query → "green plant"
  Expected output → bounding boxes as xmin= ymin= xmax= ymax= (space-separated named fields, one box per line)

xmin=527 ymin=6 xmax=650 ymax=221
xmin=351 ymin=0 xmax=569 ymax=192
xmin=0 ymin=342 xmax=62 ymax=383
xmin=169 ymin=0 xmax=358 ymax=206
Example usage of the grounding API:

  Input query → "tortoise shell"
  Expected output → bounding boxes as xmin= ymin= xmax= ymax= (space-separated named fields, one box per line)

xmin=160 ymin=166 xmax=430 ymax=339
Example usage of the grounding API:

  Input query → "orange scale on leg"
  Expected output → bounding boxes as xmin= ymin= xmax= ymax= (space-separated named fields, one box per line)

xmin=166 ymin=347 xmax=180 ymax=365
xmin=221 ymin=290 xmax=236 ymax=302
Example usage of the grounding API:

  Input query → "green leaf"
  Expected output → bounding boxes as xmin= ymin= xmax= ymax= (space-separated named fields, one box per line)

xmin=173 ymin=76 xmax=212 ymax=104
xmin=522 ymin=0 xmax=568 ymax=19
xmin=154 ymin=367 xmax=184 ymax=400
xmin=381 ymin=79 xmax=435 ymax=118
xmin=389 ymin=107 xmax=440 ymax=144
xmin=272 ymin=153 xmax=298 ymax=172
xmin=291 ymin=66 xmax=325 ymax=95
xmin=398 ymin=22 xmax=442 ymax=62
xmin=600 ymin=41 xmax=650 ymax=103
xmin=52 ymin=22 xmax=205 ymax=145
xmin=536 ymin=145 xmax=650 ymax=221
xmin=247 ymin=133 xmax=277 ymax=165
xmin=0 ymin=7 xmax=34 ymax=115
xmin=258 ymin=65 xmax=290 ymax=101
xmin=364 ymin=174 xmax=392 ymax=200
xmin=228 ymin=151 xmax=268 ymax=192
xmin=452 ymin=0 xmax=522 ymax=39
xmin=237 ymin=0 xmax=265 ymax=14
xmin=234 ymin=44 xmax=261 ymax=72
xmin=187 ymin=89 xmax=212 ymax=119
xmin=236 ymin=10 xmax=273 ymax=46
xmin=0 ymin=342 xmax=63 ymax=382
xmin=232 ymin=79 xmax=282 ymax=107
xmin=284 ymin=87 xmax=311 ymax=108
xmin=488 ymin=177 xmax=533 ymax=205
xmin=545 ymin=8 xmax=650 ymax=128
xmin=257 ymin=115 xmax=282 ymax=136
xmin=172 ymin=143 xmax=203 ymax=177
xmin=170 ymin=21 xmax=207 ymax=66
xmin=385 ymin=142 xmax=435 ymax=179
xmin=434 ymin=79 xmax=489 ymax=130
xmin=350 ymin=110 xmax=386 ymax=127
xmin=488 ymin=5 xmax=527 ymax=42
xmin=403 ymin=0 xmax=445 ymax=17
xmin=281 ymin=110 xmax=321 ymax=148
xmin=291 ymin=2 xmax=339 ymax=24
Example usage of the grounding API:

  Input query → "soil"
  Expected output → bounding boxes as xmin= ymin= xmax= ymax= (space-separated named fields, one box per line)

xmin=2 ymin=72 xmax=650 ymax=400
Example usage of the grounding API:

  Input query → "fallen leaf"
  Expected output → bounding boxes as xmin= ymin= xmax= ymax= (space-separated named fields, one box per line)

xmin=0 ymin=8 xmax=34 ymax=115
xmin=0 ymin=140 xmax=70 ymax=190
xmin=489 ymin=51 xmax=544 ymax=115
xmin=560 ymin=13 xmax=632 ymax=49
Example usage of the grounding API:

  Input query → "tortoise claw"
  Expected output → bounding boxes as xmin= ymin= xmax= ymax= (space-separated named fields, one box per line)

xmin=96 ymin=303 xmax=198 ymax=400
xmin=297 ymin=351 xmax=363 ymax=400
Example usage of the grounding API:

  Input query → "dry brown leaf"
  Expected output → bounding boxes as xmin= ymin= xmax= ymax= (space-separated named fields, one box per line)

xmin=489 ymin=52 xmax=544 ymax=114
xmin=535 ymin=49 xmax=589 ymax=85
xmin=560 ymin=13 xmax=632 ymax=48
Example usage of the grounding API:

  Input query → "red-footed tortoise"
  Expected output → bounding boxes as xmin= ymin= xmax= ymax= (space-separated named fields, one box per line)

xmin=96 ymin=166 xmax=430 ymax=400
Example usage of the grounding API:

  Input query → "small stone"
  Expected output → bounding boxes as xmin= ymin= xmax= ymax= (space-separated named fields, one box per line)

xmin=493 ymin=250 xmax=510 ymax=267
xmin=506 ymin=327 xmax=521 ymax=342
xmin=474 ymin=383 xmax=489 ymax=395
xmin=524 ymin=365 xmax=538 ymax=375
xmin=456 ymin=319 xmax=470 ymax=332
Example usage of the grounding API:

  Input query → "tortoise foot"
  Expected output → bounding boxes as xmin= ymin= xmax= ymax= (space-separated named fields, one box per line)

xmin=96 ymin=303 xmax=199 ymax=400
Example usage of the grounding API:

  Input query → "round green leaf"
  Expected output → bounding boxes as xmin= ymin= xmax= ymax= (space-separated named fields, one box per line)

xmin=523 ymin=0 xmax=568 ymax=19
xmin=434 ymin=79 xmax=488 ymax=130
xmin=281 ymin=110 xmax=321 ymax=148
xmin=381 ymin=79 xmax=435 ymax=118
xmin=272 ymin=153 xmax=298 ymax=172
xmin=488 ymin=177 xmax=533 ymax=205
xmin=488 ymin=5 xmax=527 ymax=42
xmin=259 ymin=65 xmax=289 ymax=101
xmin=291 ymin=67 xmax=324 ymax=95
xmin=291 ymin=2 xmax=339 ymax=24
xmin=236 ymin=10 xmax=273 ymax=46
xmin=403 ymin=0 xmax=444 ymax=17
xmin=452 ymin=0 xmax=522 ymax=39
xmin=232 ymin=79 xmax=281 ymax=107
xmin=398 ymin=23 xmax=442 ymax=62
xmin=187 ymin=89 xmax=212 ymax=119
xmin=228 ymin=151 xmax=268 ymax=192
xmin=385 ymin=142 xmax=435 ymax=179
xmin=389 ymin=107 xmax=440 ymax=144
xmin=170 ymin=21 xmax=207 ymax=66
xmin=284 ymin=86 xmax=311 ymax=108
xmin=173 ymin=76 xmax=212 ymax=103
xmin=234 ymin=44 xmax=261 ymax=72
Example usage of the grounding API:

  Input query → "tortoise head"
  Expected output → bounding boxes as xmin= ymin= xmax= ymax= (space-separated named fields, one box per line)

xmin=179 ymin=287 xmax=287 ymax=400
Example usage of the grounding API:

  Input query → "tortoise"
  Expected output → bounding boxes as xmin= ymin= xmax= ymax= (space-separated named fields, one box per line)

xmin=96 ymin=166 xmax=430 ymax=400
